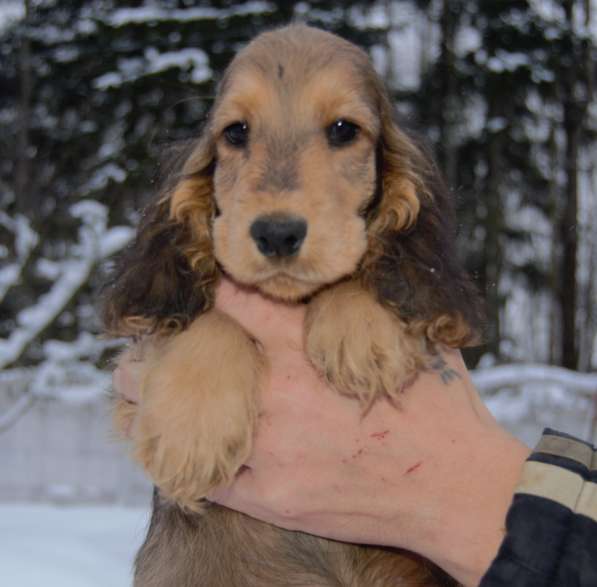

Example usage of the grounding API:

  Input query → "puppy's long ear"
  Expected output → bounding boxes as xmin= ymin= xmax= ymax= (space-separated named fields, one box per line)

xmin=362 ymin=90 xmax=484 ymax=348
xmin=102 ymin=133 xmax=218 ymax=337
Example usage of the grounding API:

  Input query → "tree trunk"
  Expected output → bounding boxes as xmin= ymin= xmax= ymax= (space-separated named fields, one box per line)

xmin=547 ymin=122 xmax=561 ymax=364
xmin=481 ymin=94 xmax=505 ymax=360
xmin=15 ymin=0 xmax=33 ymax=217
xmin=557 ymin=0 xmax=589 ymax=369
xmin=437 ymin=0 xmax=459 ymax=188
xmin=559 ymin=103 xmax=580 ymax=369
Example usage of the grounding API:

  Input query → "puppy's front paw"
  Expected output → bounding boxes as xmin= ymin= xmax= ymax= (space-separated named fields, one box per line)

xmin=305 ymin=281 xmax=424 ymax=406
xmin=132 ymin=311 xmax=263 ymax=511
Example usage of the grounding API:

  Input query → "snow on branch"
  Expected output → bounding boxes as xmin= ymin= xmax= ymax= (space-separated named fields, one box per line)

xmin=94 ymin=48 xmax=211 ymax=90
xmin=0 ymin=212 xmax=39 ymax=303
xmin=0 ymin=201 xmax=133 ymax=370
xmin=107 ymin=2 xmax=273 ymax=27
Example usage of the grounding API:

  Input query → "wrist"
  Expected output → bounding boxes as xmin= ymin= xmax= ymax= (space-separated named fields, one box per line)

xmin=406 ymin=427 xmax=530 ymax=586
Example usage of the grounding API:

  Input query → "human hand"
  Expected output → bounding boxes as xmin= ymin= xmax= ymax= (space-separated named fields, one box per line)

xmin=113 ymin=278 xmax=530 ymax=587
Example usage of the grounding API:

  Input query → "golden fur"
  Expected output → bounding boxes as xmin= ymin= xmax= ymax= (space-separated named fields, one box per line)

xmin=132 ymin=311 xmax=263 ymax=501
xmin=103 ymin=24 xmax=483 ymax=586
xmin=305 ymin=280 xmax=425 ymax=406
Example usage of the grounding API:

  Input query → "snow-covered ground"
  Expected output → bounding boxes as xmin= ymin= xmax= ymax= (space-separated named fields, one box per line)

xmin=0 ymin=504 xmax=149 ymax=587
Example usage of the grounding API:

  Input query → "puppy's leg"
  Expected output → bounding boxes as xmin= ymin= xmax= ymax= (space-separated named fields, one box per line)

xmin=132 ymin=310 xmax=263 ymax=511
xmin=305 ymin=281 xmax=425 ymax=406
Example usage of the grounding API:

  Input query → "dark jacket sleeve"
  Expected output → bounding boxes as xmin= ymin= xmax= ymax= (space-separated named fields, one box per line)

xmin=480 ymin=428 xmax=597 ymax=587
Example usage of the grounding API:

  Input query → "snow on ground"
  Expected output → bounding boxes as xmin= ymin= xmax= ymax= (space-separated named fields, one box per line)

xmin=0 ymin=504 xmax=150 ymax=587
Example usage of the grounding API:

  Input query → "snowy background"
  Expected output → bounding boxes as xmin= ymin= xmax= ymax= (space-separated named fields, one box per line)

xmin=0 ymin=1 xmax=595 ymax=585
xmin=0 ymin=504 xmax=149 ymax=587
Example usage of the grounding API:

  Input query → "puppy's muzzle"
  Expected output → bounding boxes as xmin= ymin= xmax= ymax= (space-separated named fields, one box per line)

xmin=250 ymin=214 xmax=307 ymax=258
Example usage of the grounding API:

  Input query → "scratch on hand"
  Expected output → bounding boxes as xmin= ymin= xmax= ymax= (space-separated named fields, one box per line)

xmin=404 ymin=461 xmax=423 ymax=475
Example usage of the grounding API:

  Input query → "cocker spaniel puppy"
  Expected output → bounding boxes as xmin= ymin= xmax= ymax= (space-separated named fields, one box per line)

xmin=104 ymin=24 xmax=481 ymax=587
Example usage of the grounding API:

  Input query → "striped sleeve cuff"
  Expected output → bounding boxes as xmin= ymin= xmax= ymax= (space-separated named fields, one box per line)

xmin=480 ymin=428 xmax=597 ymax=587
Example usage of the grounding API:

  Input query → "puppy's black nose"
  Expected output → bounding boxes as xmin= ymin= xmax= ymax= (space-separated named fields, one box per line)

xmin=250 ymin=215 xmax=307 ymax=258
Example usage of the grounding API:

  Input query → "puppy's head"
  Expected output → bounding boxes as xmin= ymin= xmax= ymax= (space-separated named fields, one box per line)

xmin=171 ymin=25 xmax=419 ymax=301
xmin=105 ymin=25 xmax=482 ymax=345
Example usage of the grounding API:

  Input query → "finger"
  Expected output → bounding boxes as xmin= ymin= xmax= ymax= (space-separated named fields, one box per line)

xmin=208 ymin=466 xmax=294 ymax=530
xmin=214 ymin=277 xmax=305 ymax=345
xmin=112 ymin=349 xmax=143 ymax=403
xmin=112 ymin=393 xmax=138 ymax=439
xmin=210 ymin=464 xmax=311 ymax=533
xmin=207 ymin=466 xmax=263 ymax=513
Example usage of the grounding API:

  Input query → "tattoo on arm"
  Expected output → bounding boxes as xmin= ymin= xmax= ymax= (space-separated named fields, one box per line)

xmin=429 ymin=355 xmax=461 ymax=385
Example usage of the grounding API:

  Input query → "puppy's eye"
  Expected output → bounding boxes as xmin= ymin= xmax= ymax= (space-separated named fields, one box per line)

xmin=326 ymin=119 xmax=359 ymax=147
xmin=223 ymin=122 xmax=249 ymax=147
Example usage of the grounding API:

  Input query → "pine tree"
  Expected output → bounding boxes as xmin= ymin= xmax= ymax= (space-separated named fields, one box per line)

xmin=555 ymin=0 xmax=593 ymax=369
xmin=404 ymin=0 xmax=595 ymax=367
